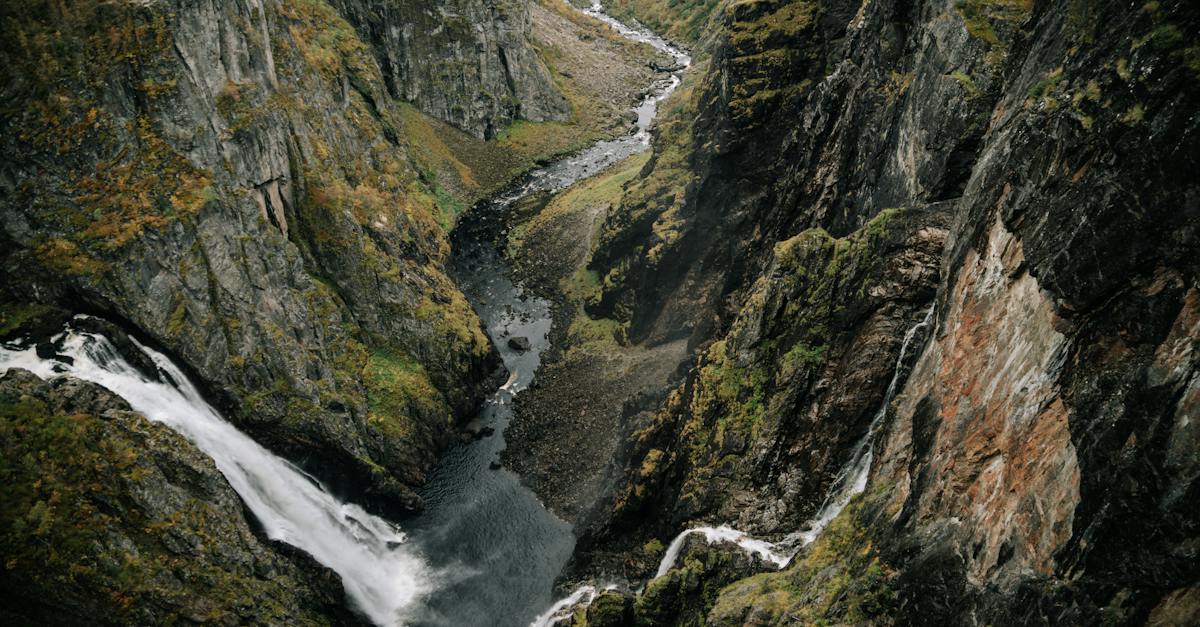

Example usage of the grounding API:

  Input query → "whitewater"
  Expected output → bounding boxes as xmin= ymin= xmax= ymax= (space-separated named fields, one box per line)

xmin=0 ymin=324 xmax=431 ymax=626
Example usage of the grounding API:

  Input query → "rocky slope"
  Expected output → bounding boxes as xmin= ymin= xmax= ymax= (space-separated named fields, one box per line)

xmin=553 ymin=0 xmax=1199 ymax=623
xmin=0 ymin=0 xmax=574 ymax=513
xmin=0 ymin=367 xmax=353 ymax=626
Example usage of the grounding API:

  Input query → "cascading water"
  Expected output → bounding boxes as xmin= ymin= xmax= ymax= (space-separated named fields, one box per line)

xmin=653 ymin=305 xmax=937 ymax=576
xmin=654 ymin=526 xmax=790 ymax=579
xmin=0 ymin=324 xmax=431 ymax=626
xmin=528 ymin=583 xmax=620 ymax=627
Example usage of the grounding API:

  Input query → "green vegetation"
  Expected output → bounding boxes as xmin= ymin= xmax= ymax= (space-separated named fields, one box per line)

xmin=365 ymin=351 xmax=450 ymax=439
xmin=950 ymin=71 xmax=980 ymax=98
xmin=725 ymin=1 xmax=820 ymax=126
xmin=0 ymin=302 xmax=54 ymax=338
xmin=707 ymin=498 xmax=896 ymax=625
xmin=954 ymin=0 xmax=1032 ymax=68
xmin=0 ymin=384 xmax=326 ymax=624
xmin=605 ymin=0 xmax=725 ymax=45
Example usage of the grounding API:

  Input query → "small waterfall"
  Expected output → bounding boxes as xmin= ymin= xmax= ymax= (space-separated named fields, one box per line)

xmin=785 ymin=303 xmax=936 ymax=552
xmin=654 ymin=526 xmax=790 ymax=578
xmin=653 ymin=305 xmax=937 ymax=575
xmin=528 ymin=583 xmax=618 ymax=627
xmin=0 ymin=324 xmax=430 ymax=626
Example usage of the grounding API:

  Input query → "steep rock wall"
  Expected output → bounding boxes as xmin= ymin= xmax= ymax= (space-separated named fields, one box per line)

xmin=582 ymin=0 xmax=1199 ymax=622
xmin=330 ymin=0 xmax=569 ymax=138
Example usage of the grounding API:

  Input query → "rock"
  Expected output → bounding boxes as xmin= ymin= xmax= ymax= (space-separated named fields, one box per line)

xmin=330 ymin=0 xmax=569 ymax=138
xmin=0 ymin=370 xmax=350 ymax=624
xmin=490 ymin=460 xmax=503 ymax=470
xmin=584 ymin=0 xmax=1200 ymax=623
xmin=507 ymin=336 xmax=533 ymax=352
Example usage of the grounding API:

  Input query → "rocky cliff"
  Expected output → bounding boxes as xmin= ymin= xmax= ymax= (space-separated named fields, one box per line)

xmin=0 ymin=367 xmax=354 ymax=626
xmin=330 ymin=0 xmax=569 ymax=138
xmin=0 ymin=0 xmax=572 ymax=513
xmin=572 ymin=0 xmax=1199 ymax=623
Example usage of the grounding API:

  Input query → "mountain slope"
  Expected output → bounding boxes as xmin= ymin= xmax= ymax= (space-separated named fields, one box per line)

xmin=566 ymin=0 xmax=1199 ymax=623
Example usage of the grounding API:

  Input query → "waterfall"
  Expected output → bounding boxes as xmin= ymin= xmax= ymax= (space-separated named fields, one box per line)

xmin=527 ymin=583 xmax=619 ymax=627
xmin=0 ymin=324 xmax=430 ymax=626
xmin=785 ymin=303 xmax=936 ymax=552
xmin=654 ymin=526 xmax=790 ymax=579
xmin=653 ymin=305 xmax=937 ymax=575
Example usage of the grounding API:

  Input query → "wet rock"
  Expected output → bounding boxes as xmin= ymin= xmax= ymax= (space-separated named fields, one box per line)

xmin=507 ymin=336 xmax=533 ymax=352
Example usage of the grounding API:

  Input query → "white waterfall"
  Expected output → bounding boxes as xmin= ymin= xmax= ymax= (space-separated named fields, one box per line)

xmin=654 ymin=525 xmax=790 ymax=579
xmin=0 ymin=325 xmax=431 ymax=626
xmin=785 ymin=303 xmax=937 ymax=551
xmin=654 ymin=305 xmax=937 ymax=575
xmin=528 ymin=583 xmax=619 ymax=627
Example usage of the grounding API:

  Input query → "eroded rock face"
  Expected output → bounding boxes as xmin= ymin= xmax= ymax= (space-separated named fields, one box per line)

xmin=876 ymin=216 xmax=1080 ymax=590
xmin=588 ymin=0 xmax=1199 ymax=622
xmin=330 ymin=0 xmax=569 ymax=138
xmin=0 ymin=370 xmax=351 ymax=626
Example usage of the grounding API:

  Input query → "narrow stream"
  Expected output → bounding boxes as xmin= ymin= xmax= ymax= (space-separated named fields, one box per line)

xmin=404 ymin=4 xmax=691 ymax=626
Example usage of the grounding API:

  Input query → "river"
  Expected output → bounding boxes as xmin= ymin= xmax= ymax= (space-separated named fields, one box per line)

xmin=406 ymin=5 xmax=690 ymax=625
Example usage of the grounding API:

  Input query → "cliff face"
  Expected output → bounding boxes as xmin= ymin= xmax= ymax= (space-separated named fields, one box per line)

xmin=330 ymin=0 xmax=569 ymax=138
xmin=0 ymin=368 xmax=352 ymax=626
xmin=0 ymin=0 xmax=567 ymax=512
xmin=584 ymin=0 xmax=1199 ymax=623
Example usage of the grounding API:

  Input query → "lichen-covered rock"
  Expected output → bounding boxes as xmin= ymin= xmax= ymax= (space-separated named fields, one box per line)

xmin=0 ymin=369 xmax=353 ymax=626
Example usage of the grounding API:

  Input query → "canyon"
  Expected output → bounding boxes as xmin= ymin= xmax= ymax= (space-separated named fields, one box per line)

xmin=1 ymin=0 xmax=1197 ymax=626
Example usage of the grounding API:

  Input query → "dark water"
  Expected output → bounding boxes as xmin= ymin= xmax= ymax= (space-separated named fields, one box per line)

xmin=404 ymin=4 xmax=691 ymax=626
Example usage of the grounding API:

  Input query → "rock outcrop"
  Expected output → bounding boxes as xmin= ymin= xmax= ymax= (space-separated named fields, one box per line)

xmin=331 ymin=0 xmax=570 ymax=138
xmin=0 ymin=369 xmax=353 ymax=626
xmin=578 ymin=0 xmax=1199 ymax=623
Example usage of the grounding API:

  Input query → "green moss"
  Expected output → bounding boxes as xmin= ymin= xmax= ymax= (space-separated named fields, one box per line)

xmin=1121 ymin=103 xmax=1146 ymax=124
xmin=165 ymin=301 xmax=187 ymax=338
xmin=364 ymin=350 xmax=450 ymax=439
xmin=644 ymin=538 xmax=666 ymax=557
xmin=708 ymin=498 xmax=897 ymax=625
xmin=1027 ymin=66 xmax=1064 ymax=100
xmin=954 ymin=0 xmax=1032 ymax=68
xmin=950 ymin=70 xmax=980 ymax=98
xmin=0 ymin=302 xmax=54 ymax=338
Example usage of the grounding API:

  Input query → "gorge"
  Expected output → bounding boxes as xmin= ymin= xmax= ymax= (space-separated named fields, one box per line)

xmin=2 ymin=0 xmax=1198 ymax=626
